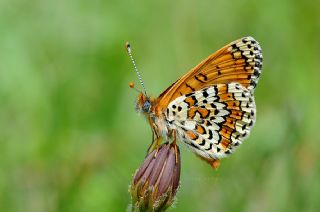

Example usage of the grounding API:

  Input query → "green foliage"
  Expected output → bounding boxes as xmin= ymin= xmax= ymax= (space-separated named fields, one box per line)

xmin=0 ymin=0 xmax=319 ymax=211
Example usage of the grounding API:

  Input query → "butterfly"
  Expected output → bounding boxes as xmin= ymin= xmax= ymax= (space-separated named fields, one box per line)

xmin=127 ymin=36 xmax=262 ymax=169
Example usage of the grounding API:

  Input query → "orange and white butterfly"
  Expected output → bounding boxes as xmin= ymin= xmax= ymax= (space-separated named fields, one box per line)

xmin=127 ymin=37 xmax=262 ymax=169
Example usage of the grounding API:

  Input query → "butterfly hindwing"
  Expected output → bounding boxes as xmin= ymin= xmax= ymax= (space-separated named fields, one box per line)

xmin=165 ymin=83 xmax=256 ymax=159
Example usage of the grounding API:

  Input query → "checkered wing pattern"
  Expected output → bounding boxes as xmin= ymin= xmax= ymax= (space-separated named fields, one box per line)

xmin=156 ymin=36 xmax=262 ymax=161
xmin=166 ymin=83 xmax=255 ymax=159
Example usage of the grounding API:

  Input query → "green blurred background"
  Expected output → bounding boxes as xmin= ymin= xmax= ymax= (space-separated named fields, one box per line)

xmin=1 ymin=0 xmax=320 ymax=211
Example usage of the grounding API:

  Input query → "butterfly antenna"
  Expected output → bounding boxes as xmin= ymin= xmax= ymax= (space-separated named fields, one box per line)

xmin=126 ymin=42 xmax=147 ymax=96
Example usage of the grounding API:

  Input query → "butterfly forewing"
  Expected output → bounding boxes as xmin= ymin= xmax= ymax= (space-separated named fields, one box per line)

xmin=155 ymin=36 xmax=262 ymax=115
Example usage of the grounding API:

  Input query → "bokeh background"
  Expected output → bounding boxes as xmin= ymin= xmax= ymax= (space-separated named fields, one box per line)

xmin=1 ymin=0 xmax=320 ymax=211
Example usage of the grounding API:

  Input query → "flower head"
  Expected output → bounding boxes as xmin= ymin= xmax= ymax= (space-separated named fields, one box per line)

xmin=130 ymin=143 xmax=180 ymax=211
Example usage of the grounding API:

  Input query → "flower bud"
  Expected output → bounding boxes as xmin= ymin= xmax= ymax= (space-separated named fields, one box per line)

xmin=130 ymin=143 xmax=181 ymax=211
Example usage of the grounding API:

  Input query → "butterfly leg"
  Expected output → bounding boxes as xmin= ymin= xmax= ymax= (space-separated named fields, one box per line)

xmin=168 ymin=129 xmax=179 ymax=163
xmin=172 ymin=130 xmax=179 ymax=163
xmin=147 ymin=123 xmax=161 ymax=155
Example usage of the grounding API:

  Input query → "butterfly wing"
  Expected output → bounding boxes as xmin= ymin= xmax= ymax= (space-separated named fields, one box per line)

xmin=154 ymin=36 xmax=262 ymax=115
xmin=165 ymin=82 xmax=255 ymax=160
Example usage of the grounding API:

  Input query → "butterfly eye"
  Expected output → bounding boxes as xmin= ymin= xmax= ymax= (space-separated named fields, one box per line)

xmin=143 ymin=101 xmax=151 ymax=112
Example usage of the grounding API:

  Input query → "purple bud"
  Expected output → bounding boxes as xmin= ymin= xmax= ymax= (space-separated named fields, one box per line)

xmin=130 ymin=143 xmax=181 ymax=211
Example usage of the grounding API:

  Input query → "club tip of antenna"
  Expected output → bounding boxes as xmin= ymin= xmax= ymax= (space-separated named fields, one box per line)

xmin=129 ymin=81 xmax=134 ymax=88
xmin=125 ymin=42 xmax=131 ymax=53
xmin=129 ymin=81 xmax=141 ymax=93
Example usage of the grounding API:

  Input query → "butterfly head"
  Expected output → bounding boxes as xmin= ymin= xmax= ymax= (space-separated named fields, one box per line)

xmin=136 ymin=92 xmax=152 ymax=114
